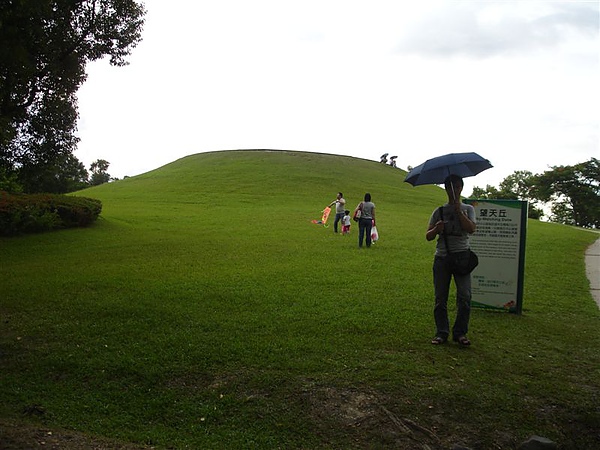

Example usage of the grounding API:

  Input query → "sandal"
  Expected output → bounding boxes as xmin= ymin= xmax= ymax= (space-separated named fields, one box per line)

xmin=431 ymin=336 xmax=447 ymax=345
xmin=455 ymin=336 xmax=471 ymax=346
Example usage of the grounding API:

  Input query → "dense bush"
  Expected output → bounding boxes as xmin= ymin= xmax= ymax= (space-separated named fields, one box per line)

xmin=0 ymin=191 xmax=102 ymax=236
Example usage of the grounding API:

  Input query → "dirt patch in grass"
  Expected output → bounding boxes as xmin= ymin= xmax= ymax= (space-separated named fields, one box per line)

xmin=0 ymin=419 xmax=154 ymax=450
xmin=301 ymin=384 xmax=451 ymax=449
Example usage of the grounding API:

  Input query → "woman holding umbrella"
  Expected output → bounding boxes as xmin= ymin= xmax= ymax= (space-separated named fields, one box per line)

xmin=426 ymin=175 xmax=476 ymax=346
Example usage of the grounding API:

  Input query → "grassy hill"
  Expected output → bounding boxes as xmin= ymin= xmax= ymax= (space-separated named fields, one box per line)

xmin=1 ymin=150 xmax=599 ymax=449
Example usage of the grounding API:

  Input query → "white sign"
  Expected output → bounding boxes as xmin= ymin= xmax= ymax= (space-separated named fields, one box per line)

xmin=465 ymin=199 xmax=528 ymax=313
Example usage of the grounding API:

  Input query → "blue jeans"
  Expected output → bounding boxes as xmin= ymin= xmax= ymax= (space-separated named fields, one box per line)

xmin=433 ymin=255 xmax=471 ymax=339
xmin=333 ymin=212 xmax=344 ymax=232
xmin=358 ymin=218 xmax=373 ymax=247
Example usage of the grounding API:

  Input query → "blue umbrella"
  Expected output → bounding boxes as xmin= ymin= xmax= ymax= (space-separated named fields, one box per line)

xmin=404 ymin=152 xmax=493 ymax=186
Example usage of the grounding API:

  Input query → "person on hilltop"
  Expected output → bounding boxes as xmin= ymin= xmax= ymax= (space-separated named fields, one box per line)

xmin=426 ymin=175 xmax=476 ymax=347
xmin=328 ymin=192 xmax=346 ymax=234
xmin=355 ymin=193 xmax=376 ymax=248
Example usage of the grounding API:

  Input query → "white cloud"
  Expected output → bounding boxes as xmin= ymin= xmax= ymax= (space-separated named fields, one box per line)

xmin=396 ymin=1 xmax=599 ymax=57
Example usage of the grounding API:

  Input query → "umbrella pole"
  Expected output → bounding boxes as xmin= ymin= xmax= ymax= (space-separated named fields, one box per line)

xmin=447 ymin=168 xmax=458 ymax=203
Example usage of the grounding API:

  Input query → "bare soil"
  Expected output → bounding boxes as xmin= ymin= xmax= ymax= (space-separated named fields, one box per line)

xmin=0 ymin=419 xmax=153 ymax=450
xmin=0 ymin=384 xmax=562 ymax=449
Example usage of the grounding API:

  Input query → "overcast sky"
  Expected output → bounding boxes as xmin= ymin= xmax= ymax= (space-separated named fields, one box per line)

xmin=76 ymin=0 xmax=599 ymax=195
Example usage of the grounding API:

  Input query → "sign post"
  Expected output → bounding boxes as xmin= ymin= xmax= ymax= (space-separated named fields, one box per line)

xmin=464 ymin=199 xmax=528 ymax=314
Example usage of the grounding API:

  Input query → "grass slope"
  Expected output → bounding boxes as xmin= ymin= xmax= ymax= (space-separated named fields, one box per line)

xmin=1 ymin=150 xmax=599 ymax=449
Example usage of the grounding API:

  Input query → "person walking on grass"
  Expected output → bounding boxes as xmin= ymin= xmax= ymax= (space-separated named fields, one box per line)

xmin=426 ymin=175 xmax=476 ymax=346
xmin=356 ymin=193 xmax=376 ymax=248
xmin=328 ymin=192 xmax=346 ymax=233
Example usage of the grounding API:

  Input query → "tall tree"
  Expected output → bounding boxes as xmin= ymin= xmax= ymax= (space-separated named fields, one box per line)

xmin=0 ymin=0 xmax=145 ymax=190
xmin=532 ymin=158 xmax=600 ymax=228
xmin=89 ymin=158 xmax=111 ymax=186
xmin=498 ymin=170 xmax=536 ymax=200
xmin=0 ymin=166 xmax=22 ymax=193
xmin=472 ymin=171 xmax=543 ymax=219
xmin=471 ymin=184 xmax=506 ymax=200
xmin=19 ymin=152 xmax=89 ymax=193
xmin=474 ymin=160 xmax=600 ymax=227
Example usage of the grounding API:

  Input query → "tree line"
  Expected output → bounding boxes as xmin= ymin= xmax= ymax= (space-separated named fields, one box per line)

xmin=0 ymin=0 xmax=145 ymax=193
xmin=0 ymin=157 xmax=114 ymax=193
xmin=472 ymin=158 xmax=599 ymax=229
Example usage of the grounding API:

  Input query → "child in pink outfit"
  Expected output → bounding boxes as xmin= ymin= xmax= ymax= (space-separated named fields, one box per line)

xmin=342 ymin=210 xmax=351 ymax=235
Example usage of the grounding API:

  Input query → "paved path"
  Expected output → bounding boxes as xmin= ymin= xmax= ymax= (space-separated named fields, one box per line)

xmin=585 ymin=237 xmax=600 ymax=309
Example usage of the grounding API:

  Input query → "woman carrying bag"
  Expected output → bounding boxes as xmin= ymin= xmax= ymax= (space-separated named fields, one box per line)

xmin=355 ymin=193 xmax=376 ymax=248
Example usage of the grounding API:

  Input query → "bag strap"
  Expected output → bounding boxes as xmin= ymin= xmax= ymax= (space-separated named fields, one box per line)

xmin=438 ymin=206 xmax=452 ymax=255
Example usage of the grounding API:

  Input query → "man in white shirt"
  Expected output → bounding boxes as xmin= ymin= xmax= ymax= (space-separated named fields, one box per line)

xmin=328 ymin=192 xmax=346 ymax=233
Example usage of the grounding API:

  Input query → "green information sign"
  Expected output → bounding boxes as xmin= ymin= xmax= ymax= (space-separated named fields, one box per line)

xmin=464 ymin=199 xmax=528 ymax=314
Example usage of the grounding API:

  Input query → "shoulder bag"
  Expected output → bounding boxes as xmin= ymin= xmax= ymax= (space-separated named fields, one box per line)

xmin=438 ymin=206 xmax=478 ymax=276
xmin=353 ymin=202 xmax=363 ymax=222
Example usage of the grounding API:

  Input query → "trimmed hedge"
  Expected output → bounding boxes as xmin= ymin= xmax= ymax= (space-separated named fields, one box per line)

xmin=0 ymin=191 xmax=102 ymax=236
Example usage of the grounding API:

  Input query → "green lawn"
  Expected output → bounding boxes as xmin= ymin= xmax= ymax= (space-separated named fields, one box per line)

xmin=1 ymin=150 xmax=599 ymax=449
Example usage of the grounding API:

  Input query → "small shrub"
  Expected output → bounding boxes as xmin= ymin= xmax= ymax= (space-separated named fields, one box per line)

xmin=0 ymin=191 xmax=102 ymax=236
